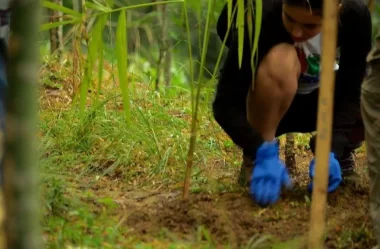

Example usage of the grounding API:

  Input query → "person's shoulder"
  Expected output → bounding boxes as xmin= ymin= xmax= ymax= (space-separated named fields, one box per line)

xmin=340 ymin=0 xmax=370 ymax=23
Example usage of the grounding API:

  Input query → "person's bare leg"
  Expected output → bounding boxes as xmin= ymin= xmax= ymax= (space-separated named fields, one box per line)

xmin=247 ymin=43 xmax=301 ymax=141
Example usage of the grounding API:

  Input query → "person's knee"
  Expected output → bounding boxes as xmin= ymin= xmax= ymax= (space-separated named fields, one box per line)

xmin=256 ymin=43 xmax=300 ymax=96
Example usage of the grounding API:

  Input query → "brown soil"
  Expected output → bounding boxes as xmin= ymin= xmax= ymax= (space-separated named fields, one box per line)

xmin=121 ymin=152 xmax=376 ymax=249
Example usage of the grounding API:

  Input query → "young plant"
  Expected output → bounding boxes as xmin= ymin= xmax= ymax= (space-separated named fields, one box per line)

xmin=182 ymin=0 xmax=263 ymax=199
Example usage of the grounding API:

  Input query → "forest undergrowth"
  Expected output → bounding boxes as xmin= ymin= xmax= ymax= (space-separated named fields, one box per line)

xmin=38 ymin=54 xmax=376 ymax=249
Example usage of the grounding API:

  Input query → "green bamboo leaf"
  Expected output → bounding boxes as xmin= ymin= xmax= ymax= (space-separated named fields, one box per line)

xmin=40 ymin=19 xmax=79 ymax=31
xmin=79 ymin=15 xmax=107 ymax=118
xmin=105 ymin=0 xmax=114 ymax=8
xmin=251 ymin=0 xmax=262 ymax=77
xmin=247 ymin=3 xmax=253 ymax=49
xmin=227 ymin=0 xmax=232 ymax=29
xmin=89 ymin=0 xmax=183 ymax=17
xmin=85 ymin=1 xmax=112 ymax=13
xmin=92 ymin=0 xmax=111 ymax=8
xmin=116 ymin=10 xmax=130 ymax=123
xmin=210 ymin=2 xmax=238 ymax=81
xmin=253 ymin=0 xmax=262 ymax=54
xmin=236 ymin=0 xmax=245 ymax=68
xmin=43 ymin=0 xmax=82 ymax=17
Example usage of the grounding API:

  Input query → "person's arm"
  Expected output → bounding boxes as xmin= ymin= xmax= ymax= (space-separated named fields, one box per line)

xmin=213 ymin=1 xmax=271 ymax=158
xmin=330 ymin=1 xmax=372 ymax=158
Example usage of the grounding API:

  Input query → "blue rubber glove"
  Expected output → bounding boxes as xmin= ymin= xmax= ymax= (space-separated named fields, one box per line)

xmin=249 ymin=140 xmax=292 ymax=207
xmin=308 ymin=152 xmax=342 ymax=193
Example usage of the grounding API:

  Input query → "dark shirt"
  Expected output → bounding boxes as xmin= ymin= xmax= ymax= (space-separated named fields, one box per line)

xmin=213 ymin=0 xmax=372 ymax=158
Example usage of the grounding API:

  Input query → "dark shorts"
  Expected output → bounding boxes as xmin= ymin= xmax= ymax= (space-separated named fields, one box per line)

xmin=275 ymin=89 xmax=364 ymax=157
xmin=275 ymin=90 xmax=319 ymax=136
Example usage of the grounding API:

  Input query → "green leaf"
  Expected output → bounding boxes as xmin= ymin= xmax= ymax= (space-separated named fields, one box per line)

xmin=89 ymin=0 xmax=184 ymax=16
xmin=251 ymin=0 xmax=262 ymax=75
xmin=42 ymin=0 xmax=82 ymax=18
xmin=97 ymin=197 xmax=117 ymax=208
xmin=105 ymin=0 xmax=114 ymax=8
xmin=85 ymin=1 xmax=112 ymax=13
xmin=227 ymin=0 xmax=232 ymax=30
xmin=236 ymin=0 xmax=245 ymax=69
xmin=116 ymin=10 xmax=130 ymax=123
xmin=79 ymin=15 xmax=107 ymax=118
xmin=40 ymin=19 xmax=79 ymax=31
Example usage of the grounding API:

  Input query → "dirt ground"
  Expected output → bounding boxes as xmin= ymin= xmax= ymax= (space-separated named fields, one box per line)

xmin=38 ymin=65 xmax=376 ymax=248
xmin=119 ymin=152 xmax=375 ymax=249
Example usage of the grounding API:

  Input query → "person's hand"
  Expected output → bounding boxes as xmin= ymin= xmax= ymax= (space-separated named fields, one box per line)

xmin=249 ymin=141 xmax=292 ymax=207
xmin=308 ymin=152 xmax=342 ymax=193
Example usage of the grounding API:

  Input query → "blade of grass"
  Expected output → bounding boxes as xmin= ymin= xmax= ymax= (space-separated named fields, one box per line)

xmin=134 ymin=105 xmax=161 ymax=158
xmin=227 ymin=0 xmax=232 ymax=30
xmin=237 ymin=0 xmax=245 ymax=68
xmin=250 ymin=0 xmax=262 ymax=85
xmin=40 ymin=19 xmax=80 ymax=31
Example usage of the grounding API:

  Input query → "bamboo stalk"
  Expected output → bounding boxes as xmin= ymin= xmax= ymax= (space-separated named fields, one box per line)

xmin=308 ymin=0 xmax=339 ymax=248
xmin=3 ymin=0 xmax=41 ymax=247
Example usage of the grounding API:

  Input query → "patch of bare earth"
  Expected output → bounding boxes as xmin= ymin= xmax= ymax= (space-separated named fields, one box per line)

xmin=119 ymin=152 xmax=376 ymax=249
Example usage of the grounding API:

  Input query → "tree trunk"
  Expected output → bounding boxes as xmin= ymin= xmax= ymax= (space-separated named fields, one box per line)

xmin=49 ymin=8 xmax=58 ymax=54
xmin=164 ymin=44 xmax=172 ymax=88
xmin=285 ymin=133 xmax=296 ymax=174
xmin=57 ymin=0 xmax=64 ymax=57
xmin=71 ymin=0 xmax=84 ymax=98
xmin=161 ymin=6 xmax=171 ymax=88
xmin=127 ymin=13 xmax=136 ymax=55
xmin=155 ymin=3 xmax=170 ymax=91
xmin=4 ymin=0 xmax=41 ymax=247
xmin=49 ymin=0 xmax=62 ymax=57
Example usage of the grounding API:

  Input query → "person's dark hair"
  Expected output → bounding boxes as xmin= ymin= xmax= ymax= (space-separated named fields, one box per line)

xmin=283 ymin=0 xmax=341 ymax=15
xmin=284 ymin=0 xmax=323 ymax=10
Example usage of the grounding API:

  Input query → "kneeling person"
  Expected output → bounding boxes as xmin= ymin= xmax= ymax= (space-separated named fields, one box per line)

xmin=213 ymin=0 xmax=372 ymax=206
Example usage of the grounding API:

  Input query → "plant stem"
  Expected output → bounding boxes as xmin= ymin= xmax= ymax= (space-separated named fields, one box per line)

xmin=308 ymin=0 xmax=339 ymax=248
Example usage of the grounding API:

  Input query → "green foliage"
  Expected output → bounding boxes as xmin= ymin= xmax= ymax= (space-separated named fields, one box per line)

xmin=37 ymin=0 xmax=333 ymax=248
xmin=36 ymin=0 xmax=380 ymax=248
